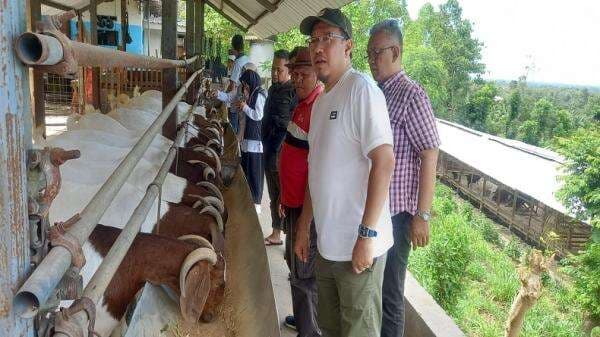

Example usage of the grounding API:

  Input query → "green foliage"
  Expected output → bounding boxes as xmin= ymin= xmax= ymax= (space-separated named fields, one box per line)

xmin=556 ymin=124 xmax=600 ymax=323
xmin=273 ymin=27 xmax=306 ymax=52
xmin=557 ymin=126 xmax=600 ymax=225
xmin=462 ymin=83 xmax=498 ymax=131
xmin=504 ymin=237 xmax=523 ymax=261
xmin=411 ymin=184 xmax=586 ymax=337
xmin=410 ymin=212 xmax=473 ymax=312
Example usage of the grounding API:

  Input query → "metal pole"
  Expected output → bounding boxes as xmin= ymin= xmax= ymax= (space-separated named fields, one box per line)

xmin=89 ymin=0 xmax=101 ymax=109
xmin=53 ymin=88 xmax=201 ymax=337
xmin=185 ymin=0 xmax=196 ymax=103
xmin=0 ymin=0 xmax=33 ymax=335
xmin=13 ymin=69 xmax=202 ymax=319
xmin=15 ymin=32 xmax=200 ymax=70
xmin=29 ymin=0 xmax=47 ymax=135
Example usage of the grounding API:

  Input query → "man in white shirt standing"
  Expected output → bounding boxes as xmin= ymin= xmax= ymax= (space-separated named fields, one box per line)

xmin=294 ymin=8 xmax=396 ymax=337
xmin=226 ymin=34 xmax=249 ymax=134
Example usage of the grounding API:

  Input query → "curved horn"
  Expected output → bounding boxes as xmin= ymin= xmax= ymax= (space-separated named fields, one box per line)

xmin=202 ymin=196 xmax=224 ymax=214
xmin=203 ymin=166 xmax=216 ymax=181
xmin=199 ymin=205 xmax=224 ymax=233
xmin=206 ymin=127 xmax=221 ymax=138
xmin=179 ymin=247 xmax=217 ymax=296
xmin=196 ymin=181 xmax=224 ymax=202
xmin=186 ymin=160 xmax=216 ymax=180
xmin=178 ymin=234 xmax=215 ymax=251
xmin=192 ymin=145 xmax=222 ymax=173
xmin=206 ymin=139 xmax=223 ymax=152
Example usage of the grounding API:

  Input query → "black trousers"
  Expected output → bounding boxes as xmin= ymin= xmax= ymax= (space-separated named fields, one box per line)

xmin=265 ymin=168 xmax=282 ymax=230
xmin=241 ymin=151 xmax=264 ymax=204
xmin=381 ymin=212 xmax=412 ymax=337
xmin=284 ymin=206 xmax=321 ymax=337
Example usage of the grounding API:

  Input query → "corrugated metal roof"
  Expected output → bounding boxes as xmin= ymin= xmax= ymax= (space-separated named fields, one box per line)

xmin=41 ymin=0 xmax=353 ymax=38
xmin=437 ymin=119 xmax=571 ymax=216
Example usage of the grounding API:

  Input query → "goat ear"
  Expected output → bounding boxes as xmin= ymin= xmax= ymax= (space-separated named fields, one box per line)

xmin=180 ymin=263 xmax=211 ymax=323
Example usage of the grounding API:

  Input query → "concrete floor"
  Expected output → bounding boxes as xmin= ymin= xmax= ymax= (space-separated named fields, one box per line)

xmin=257 ymin=189 xmax=297 ymax=337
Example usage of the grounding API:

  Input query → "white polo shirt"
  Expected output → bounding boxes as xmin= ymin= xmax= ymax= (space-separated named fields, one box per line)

xmin=308 ymin=68 xmax=394 ymax=262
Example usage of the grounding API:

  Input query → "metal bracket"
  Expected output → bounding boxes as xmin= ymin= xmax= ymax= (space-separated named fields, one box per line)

xmin=54 ymin=297 xmax=97 ymax=337
xmin=49 ymin=214 xmax=85 ymax=270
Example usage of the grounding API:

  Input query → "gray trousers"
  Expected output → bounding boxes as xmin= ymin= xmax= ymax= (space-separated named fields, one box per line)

xmin=284 ymin=206 xmax=321 ymax=337
xmin=381 ymin=212 xmax=412 ymax=337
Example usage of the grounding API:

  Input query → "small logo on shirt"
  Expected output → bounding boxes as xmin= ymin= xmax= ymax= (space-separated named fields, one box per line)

xmin=329 ymin=111 xmax=338 ymax=120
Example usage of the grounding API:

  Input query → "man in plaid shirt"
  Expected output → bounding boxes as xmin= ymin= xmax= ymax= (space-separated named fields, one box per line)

xmin=368 ymin=19 xmax=441 ymax=337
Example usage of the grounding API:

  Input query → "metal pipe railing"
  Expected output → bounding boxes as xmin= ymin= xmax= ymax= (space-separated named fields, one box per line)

xmin=15 ymin=32 xmax=199 ymax=70
xmin=52 ymin=88 xmax=202 ymax=337
xmin=13 ymin=68 xmax=202 ymax=319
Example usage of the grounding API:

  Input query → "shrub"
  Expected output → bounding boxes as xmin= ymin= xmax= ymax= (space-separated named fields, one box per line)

xmin=504 ymin=237 xmax=523 ymax=261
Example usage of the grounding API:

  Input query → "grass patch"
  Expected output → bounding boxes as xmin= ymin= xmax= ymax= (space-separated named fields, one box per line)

xmin=408 ymin=183 xmax=586 ymax=337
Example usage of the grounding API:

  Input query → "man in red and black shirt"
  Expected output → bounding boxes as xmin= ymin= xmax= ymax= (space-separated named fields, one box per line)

xmin=279 ymin=46 xmax=323 ymax=337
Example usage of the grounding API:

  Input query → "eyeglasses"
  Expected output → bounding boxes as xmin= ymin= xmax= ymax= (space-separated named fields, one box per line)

xmin=307 ymin=33 xmax=346 ymax=47
xmin=366 ymin=46 xmax=396 ymax=60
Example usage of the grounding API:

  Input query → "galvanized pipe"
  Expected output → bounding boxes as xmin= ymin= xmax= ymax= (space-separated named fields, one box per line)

xmin=13 ymin=69 xmax=202 ymax=318
xmin=52 ymin=90 xmax=201 ymax=337
xmin=15 ymin=32 xmax=198 ymax=69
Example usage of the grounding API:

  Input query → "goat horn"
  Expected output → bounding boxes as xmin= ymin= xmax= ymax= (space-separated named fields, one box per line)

xmin=206 ymin=139 xmax=222 ymax=150
xmin=178 ymin=234 xmax=215 ymax=251
xmin=202 ymin=196 xmax=224 ymax=214
xmin=186 ymin=160 xmax=216 ymax=181
xmin=196 ymin=181 xmax=224 ymax=202
xmin=206 ymin=127 xmax=221 ymax=137
xmin=203 ymin=166 xmax=216 ymax=181
xmin=199 ymin=205 xmax=224 ymax=233
xmin=179 ymin=247 xmax=217 ymax=296
xmin=191 ymin=145 xmax=222 ymax=173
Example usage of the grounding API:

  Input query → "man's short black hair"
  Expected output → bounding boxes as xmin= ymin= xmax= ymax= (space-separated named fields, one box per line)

xmin=289 ymin=46 xmax=303 ymax=60
xmin=231 ymin=34 xmax=244 ymax=52
xmin=273 ymin=49 xmax=290 ymax=60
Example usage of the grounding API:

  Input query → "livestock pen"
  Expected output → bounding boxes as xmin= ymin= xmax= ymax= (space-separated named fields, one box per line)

xmin=436 ymin=119 xmax=592 ymax=255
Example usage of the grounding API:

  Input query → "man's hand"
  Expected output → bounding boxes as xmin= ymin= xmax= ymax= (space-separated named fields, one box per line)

xmin=234 ymin=100 xmax=247 ymax=111
xmin=351 ymin=238 xmax=374 ymax=274
xmin=410 ymin=215 xmax=429 ymax=250
xmin=294 ymin=224 xmax=310 ymax=263
xmin=278 ymin=203 xmax=286 ymax=219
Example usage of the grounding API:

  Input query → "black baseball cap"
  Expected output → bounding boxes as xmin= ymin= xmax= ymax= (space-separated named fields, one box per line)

xmin=299 ymin=8 xmax=353 ymax=39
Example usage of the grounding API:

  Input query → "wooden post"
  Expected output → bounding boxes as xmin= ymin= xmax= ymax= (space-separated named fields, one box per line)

xmin=194 ymin=0 xmax=205 ymax=96
xmin=0 ymin=0 xmax=33 ymax=334
xmin=120 ymin=0 xmax=128 ymax=52
xmin=185 ymin=0 xmax=196 ymax=103
xmin=90 ymin=0 xmax=101 ymax=109
xmin=29 ymin=0 xmax=46 ymax=136
xmin=480 ymin=177 xmax=487 ymax=210
xmin=161 ymin=0 xmax=178 ymax=140
xmin=511 ymin=189 xmax=518 ymax=231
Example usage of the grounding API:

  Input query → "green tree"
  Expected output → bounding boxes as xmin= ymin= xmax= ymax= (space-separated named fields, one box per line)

xmin=403 ymin=45 xmax=449 ymax=114
xmin=462 ymin=83 xmax=498 ymax=131
xmin=556 ymin=125 xmax=600 ymax=330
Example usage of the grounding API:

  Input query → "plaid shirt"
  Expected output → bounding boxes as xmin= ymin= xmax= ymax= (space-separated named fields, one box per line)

xmin=380 ymin=71 xmax=441 ymax=215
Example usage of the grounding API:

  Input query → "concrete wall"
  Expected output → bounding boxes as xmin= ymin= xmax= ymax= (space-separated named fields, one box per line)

xmin=68 ymin=0 xmax=145 ymax=54
xmin=404 ymin=272 xmax=465 ymax=337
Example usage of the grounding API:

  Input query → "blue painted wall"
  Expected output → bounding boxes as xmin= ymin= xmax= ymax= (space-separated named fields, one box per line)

xmin=70 ymin=20 xmax=144 ymax=55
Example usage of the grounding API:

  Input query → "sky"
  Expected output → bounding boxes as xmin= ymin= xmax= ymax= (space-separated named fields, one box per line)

xmin=406 ymin=0 xmax=600 ymax=87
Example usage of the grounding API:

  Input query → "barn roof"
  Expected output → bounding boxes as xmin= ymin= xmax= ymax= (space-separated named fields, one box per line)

xmin=437 ymin=119 xmax=571 ymax=217
xmin=40 ymin=0 xmax=353 ymax=38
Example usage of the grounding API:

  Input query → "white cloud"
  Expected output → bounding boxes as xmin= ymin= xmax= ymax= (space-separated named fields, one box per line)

xmin=406 ymin=0 xmax=600 ymax=86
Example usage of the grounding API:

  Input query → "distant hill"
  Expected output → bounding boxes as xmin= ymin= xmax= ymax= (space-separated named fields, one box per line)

xmin=494 ymin=80 xmax=600 ymax=92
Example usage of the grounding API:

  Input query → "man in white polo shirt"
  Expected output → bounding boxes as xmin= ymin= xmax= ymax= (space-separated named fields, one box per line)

xmin=294 ymin=8 xmax=395 ymax=337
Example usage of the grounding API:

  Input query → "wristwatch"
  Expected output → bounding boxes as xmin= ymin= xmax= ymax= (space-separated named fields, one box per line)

xmin=358 ymin=224 xmax=378 ymax=239
xmin=416 ymin=210 xmax=431 ymax=222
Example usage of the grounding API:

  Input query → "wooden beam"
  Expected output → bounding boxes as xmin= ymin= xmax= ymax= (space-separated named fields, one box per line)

xmin=161 ymin=0 xmax=178 ymax=140
xmin=41 ymin=0 xmax=74 ymax=12
xmin=205 ymin=1 xmax=247 ymax=32
xmin=120 ymin=0 xmax=127 ymax=51
xmin=194 ymin=0 xmax=205 ymax=57
xmin=78 ymin=0 xmax=112 ymax=13
xmin=30 ymin=0 xmax=46 ymax=135
xmin=222 ymin=0 xmax=256 ymax=25
xmin=185 ymin=0 xmax=196 ymax=103
xmin=256 ymin=0 xmax=277 ymax=12
xmin=89 ymin=0 xmax=101 ymax=110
